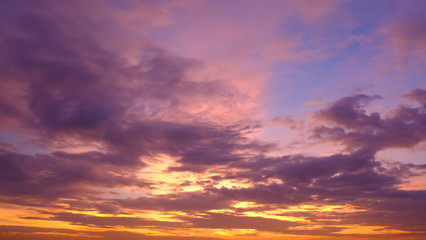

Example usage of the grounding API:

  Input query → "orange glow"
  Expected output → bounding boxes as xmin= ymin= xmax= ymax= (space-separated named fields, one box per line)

xmin=336 ymin=225 xmax=411 ymax=235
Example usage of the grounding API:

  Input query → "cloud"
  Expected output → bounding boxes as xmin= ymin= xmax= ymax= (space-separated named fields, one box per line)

xmin=180 ymin=212 xmax=298 ymax=233
xmin=312 ymin=92 xmax=426 ymax=152
xmin=0 ymin=225 xmax=221 ymax=240
xmin=297 ymin=0 xmax=343 ymax=19
xmin=0 ymin=147 xmax=151 ymax=202
xmin=271 ymin=116 xmax=305 ymax=131
xmin=404 ymin=88 xmax=426 ymax=106
xmin=0 ymin=0 xmax=268 ymax=170
xmin=305 ymin=98 xmax=327 ymax=106
xmin=314 ymin=94 xmax=383 ymax=129
xmin=388 ymin=18 xmax=426 ymax=56
xmin=2 ymin=89 xmax=426 ymax=235
xmin=0 ymin=0 xmax=251 ymax=131
xmin=30 ymin=211 xmax=185 ymax=229
xmin=225 ymin=149 xmax=396 ymax=201
xmin=0 ymin=2 xmax=277 ymax=219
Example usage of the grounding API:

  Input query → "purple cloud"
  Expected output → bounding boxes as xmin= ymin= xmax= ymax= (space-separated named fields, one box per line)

xmin=0 ymin=1 xmax=425 ymax=239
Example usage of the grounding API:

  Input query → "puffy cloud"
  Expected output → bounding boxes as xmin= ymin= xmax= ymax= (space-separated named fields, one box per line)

xmin=312 ymin=92 xmax=426 ymax=152
xmin=315 ymin=94 xmax=383 ymax=129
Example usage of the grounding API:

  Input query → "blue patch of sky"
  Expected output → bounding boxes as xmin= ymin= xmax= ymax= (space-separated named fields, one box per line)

xmin=264 ymin=1 xmax=401 ymax=119
xmin=265 ymin=33 xmax=382 ymax=119
xmin=0 ymin=131 xmax=49 ymax=155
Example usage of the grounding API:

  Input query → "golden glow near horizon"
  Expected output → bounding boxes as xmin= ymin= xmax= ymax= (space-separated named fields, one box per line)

xmin=0 ymin=164 xmax=416 ymax=240
xmin=0 ymin=199 xmax=419 ymax=239
xmin=336 ymin=225 xmax=411 ymax=235
xmin=0 ymin=159 xmax=421 ymax=240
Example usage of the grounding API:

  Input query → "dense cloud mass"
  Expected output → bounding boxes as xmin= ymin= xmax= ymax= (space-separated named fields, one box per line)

xmin=313 ymin=91 xmax=426 ymax=152
xmin=0 ymin=0 xmax=425 ymax=240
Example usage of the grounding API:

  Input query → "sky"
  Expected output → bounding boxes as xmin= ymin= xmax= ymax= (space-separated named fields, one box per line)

xmin=0 ymin=0 xmax=425 ymax=239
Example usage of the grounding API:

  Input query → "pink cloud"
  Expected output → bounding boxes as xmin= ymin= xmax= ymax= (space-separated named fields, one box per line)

xmin=305 ymin=98 xmax=327 ymax=106
xmin=297 ymin=0 xmax=343 ymax=19
xmin=388 ymin=18 xmax=426 ymax=56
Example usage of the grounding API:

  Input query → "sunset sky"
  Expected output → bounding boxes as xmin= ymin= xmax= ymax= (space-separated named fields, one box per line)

xmin=1 ymin=0 xmax=426 ymax=239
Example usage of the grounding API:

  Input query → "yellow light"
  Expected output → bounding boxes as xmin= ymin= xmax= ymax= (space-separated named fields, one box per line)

xmin=242 ymin=211 xmax=308 ymax=222
xmin=232 ymin=201 xmax=262 ymax=208
xmin=336 ymin=225 xmax=410 ymax=235
xmin=214 ymin=229 xmax=257 ymax=236
xmin=214 ymin=179 xmax=252 ymax=189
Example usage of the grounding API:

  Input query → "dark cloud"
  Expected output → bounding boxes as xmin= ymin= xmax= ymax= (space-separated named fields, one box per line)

xmin=116 ymin=191 xmax=233 ymax=212
xmin=0 ymin=4 xmax=274 ymax=229
xmin=0 ymin=147 xmax=151 ymax=202
xmin=180 ymin=212 xmax=298 ymax=232
xmin=405 ymin=88 xmax=426 ymax=106
xmin=315 ymin=94 xmax=383 ymax=129
xmin=312 ymin=92 xmax=426 ymax=152
xmin=104 ymin=121 xmax=271 ymax=171
xmin=35 ymin=211 xmax=185 ymax=228
xmin=178 ymin=92 xmax=426 ymax=233
xmin=0 ymin=0 xmax=267 ymax=174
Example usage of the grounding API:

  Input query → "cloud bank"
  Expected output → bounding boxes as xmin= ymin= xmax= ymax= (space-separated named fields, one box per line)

xmin=0 ymin=1 xmax=425 ymax=239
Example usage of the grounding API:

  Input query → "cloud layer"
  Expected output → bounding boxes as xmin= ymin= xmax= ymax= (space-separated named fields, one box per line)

xmin=0 ymin=1 xmax=425 ymax=239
